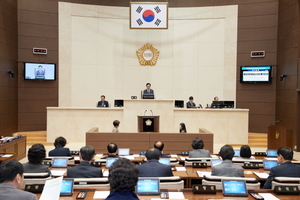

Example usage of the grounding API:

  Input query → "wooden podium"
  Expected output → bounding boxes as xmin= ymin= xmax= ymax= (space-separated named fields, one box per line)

xmin=268 ymin=125 xmax=293 ymax=149
xmin=138 ymin=116 xmax=159 ymax=132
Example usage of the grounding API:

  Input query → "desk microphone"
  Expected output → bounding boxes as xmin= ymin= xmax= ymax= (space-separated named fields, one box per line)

xmin=150 ymin=110 xmax=153 ymax=116
xmin=269 ymin=120 xmax=281 ymax=126
xmin=144 ymin=110 xmax=147 ymax=116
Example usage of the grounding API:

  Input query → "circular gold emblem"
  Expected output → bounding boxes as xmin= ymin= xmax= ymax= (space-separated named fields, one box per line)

xmin=136 ymin=43 xmax=159 ymax=66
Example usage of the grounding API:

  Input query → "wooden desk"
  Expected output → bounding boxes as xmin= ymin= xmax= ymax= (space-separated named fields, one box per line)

xmin=0 ymin=136 xmax=26 ymax=161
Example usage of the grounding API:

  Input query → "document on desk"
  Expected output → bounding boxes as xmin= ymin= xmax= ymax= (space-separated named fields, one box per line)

xmin=197 ymin=171 xmax=211 ymax=177
xmin=253 ymin=171 xmax=269 ymax=179
xmin=175 ymin=167 xmax=186 ymax=171
xmin=258 ymin=193 xmax=279 ymax=200
xmin=39 ymin=176 xmax=62 ymax=200
xmin=93 ymin=191 xmax=110 ymax=199
xmin=2 ymin=154 xmax=13 ymax=157
xmin=50 ymin=169 xmax=67 ymax=176
xmin=103 ymin=170 xmax=109 ymax=177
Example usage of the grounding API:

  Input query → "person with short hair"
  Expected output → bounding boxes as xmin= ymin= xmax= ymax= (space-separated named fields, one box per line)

xmin=23 ymin=143 xmax=50 ymax=173
xmin=154 ymin=141 xmax=170 ymax=158
xmin=112 ymin=120 xmax=120 ymax=132
xmin=0 ymin=160 xmax=38 ymax=200
xmin=186 ymin=96 xmax=196 ymax=108
xmin=264 ymin=147 xmax=300 ymax=189
xmin=211 ymin=145 xmax=244 ymax=177
xmin=240 ymin=145 xmax=252 ymax=158
xmin=105 ymin=158 xmax=139 ymax=200
xmin=143 ymin=83 xmax=154 ymax=94
xmin=179 ymin=123 xmax=187 ymax=133
xmin=48 ymin=136 xmax=71 ymax=157
xmin=136 ymin=148 xmax=173 ymax=177
xmin=102 ymin=143 xmax=118 ymax=159
xmin=189 ymin=138 xmax=210 ymax=158
xmin=97 ymin=95 xmax=109 ymax=107
xmin=67 ymin=145 xmax=103 ymax=178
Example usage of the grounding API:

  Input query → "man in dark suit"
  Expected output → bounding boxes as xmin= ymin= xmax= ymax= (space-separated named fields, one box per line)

xmin=143 ymin=83 xmax=154 ymax=94
xmin=211 ymin=145 xmax=244 ymax=177
xmin=137 ymin=148 xmax=173 ymax=177
xmin=0 ymin=160 xmax=38 ymax=200
xmin=97 ymin=95 xmax=109 ymax=107
xmin=101 ymin=143 xmax=118 ymax=159
xmin=186 ymin=96 xmax=196 ymax=108
xmin=264 ymin=147 xmax=300 ymax=189
xmin=67 ymin=145 xmax=103 ymax=178
xmin=154 ymin=141 xmax=170 ymax=158
xmin=48 ymin=136 xmax=71 ymax=157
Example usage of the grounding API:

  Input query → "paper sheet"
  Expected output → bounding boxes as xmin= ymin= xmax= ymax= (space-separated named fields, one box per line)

xmin=2 ymin=154 xmax=13 ymax=157
xmin=50 ymin=170 xmax=67 ymax=176
xmin=197 ymin=171 xmax=211 ymax=177
xmin=169 ymin=192 xmax=185 ymax=199
xmin=103 ymin=170 xmax=109 ymax=177
xmin=175 ymin=167 xmax=186 ymax=171
xmin=93 ymin=191 xmax=110 ymax=199
xmin=259 ymin=193 xmax=280 ymax=200
xmin=39 ymin=176 xmax=63 ymax=200
xmin=253 ymin=171 xmax=269 ymax=179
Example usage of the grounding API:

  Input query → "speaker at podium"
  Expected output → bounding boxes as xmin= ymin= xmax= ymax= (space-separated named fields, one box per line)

xmin=138 ymin=115 xmax=159 ymax=132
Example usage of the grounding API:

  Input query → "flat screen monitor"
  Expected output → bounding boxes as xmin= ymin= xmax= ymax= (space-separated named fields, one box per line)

xmin=263 ymin=160 xmax=278 ymax=170
xmin=211 ymin=101 xmax=234 ymax=109
xmin=106 ymin=157 xmax=118 ymax=168
xmin=52 ymin=158 xmax=68 ymax=168
xmin=234 ymin=150 xmax=240 ymax=157
xmin=211 ymin=160 xmax=223 ymax=166
xmin=222 ymin=179 xmax=248 ymax=197
xmin=266 ymin=149 xmax=277 ymax=157
xmin=24 ymin=62 xmax=56 ymax=80
xmin=136 ymin=178 xmax=160 ymax=195
xmin=240 ymin=66 xmax=272 ymax=83
xmin=159 ymin=158 xmax=170 ymax=165
xmin=60 ymin=178 xmax=74 ymax=196
xmin=118 ymin=148 xmax=130 ymax=156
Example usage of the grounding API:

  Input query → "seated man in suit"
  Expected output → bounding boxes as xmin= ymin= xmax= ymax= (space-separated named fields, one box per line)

xmin=106 ymin=158 xmax=139 ymax=200
xmin=0 ymin=160 xmax=38 ymax=200
xmin=211 ymin=145 xmax=244 ymax=177
xmin=97 ymin=95 xmax=109 ymax=107
xmin=67 ymin=145 xmax=103 ymax=178
xmin=143 ymin=83 xmax=154 ymax=94
xmin=48 ymin=136 xmax=71 ymax=157
xmin=137 ymin=148 xmax=173 ymax=177
xmin=154 ymin=141 xmax=170 ymax=158
xmin=101 ymin=143 xmax=118 ymax=159
xmin=264 ymin=147 xmax=300 ymax=189
xmin=186 ymin=96 xmax=196 ymax=108
xmin=189 ymin=138 xmax=210 ymax=158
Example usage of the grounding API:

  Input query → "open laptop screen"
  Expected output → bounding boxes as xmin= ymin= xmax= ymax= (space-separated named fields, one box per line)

xmin=263 ymin=160 xmax=278 ymax=170
xmin=234 ymin=150 xmax=240 ymax=157
xmin=118 ymin=148 xmax=130 ymax=156
xmin=106 ymin=157 xmax=118 ymax=168
xmin=60 ymin=178 xmax=74 ymax=196
xmin=159 ymin=158 xmax=170 ymax=165
xmin=266 ymin=150 xmax=277 ymax=157
xmin=222 ymin=179 xmax=248 ymax=197
xmin=136 ymin=178 xmax=160 ymax=195
xmin=211 ymin=159 xmax=223 ymax=166
xmin=52 ymin=158 xmax=68 ymax=168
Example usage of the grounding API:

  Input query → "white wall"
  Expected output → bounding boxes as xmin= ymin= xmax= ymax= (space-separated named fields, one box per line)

xmin=59 ymin=3 xmax=238 ymax=107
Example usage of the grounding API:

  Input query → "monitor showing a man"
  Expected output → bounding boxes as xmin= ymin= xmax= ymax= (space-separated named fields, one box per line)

xmin=0 ymin=160 xmax=38 ymax=200
xmin=136 ymin=148 xmax=173 ymax=177
xmin=142 ymin=83 xmax=154 ymax=99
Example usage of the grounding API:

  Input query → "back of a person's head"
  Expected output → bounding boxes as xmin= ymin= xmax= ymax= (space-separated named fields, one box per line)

xmin=0 ymin=160 xmax=23 ymax=183
xmin=145 ymin=148 xmax=160 ymax=160
xmin=219 ymin=145 xmax=234 ymax=160
xmin=240 ymin=145 xmax=251 ymax=158
xmin=113 ymin=120 xmax=120 ymax=127
xmin=191 ymin=138 xmax=204 ymax=149
xmin=28 ymin=143 xmax=46 ymax=163
xmin=107 ymin=143 xmax=118 ymax=153
xmin=278 ymin=147 xmax=293 ymax=160
xmin=80 ymin=145 xmax=95 ymax=161
xmin=154 ymin=141 xmax=164 ymax=151
xmin=54 ymin=136 xmax=67 ymax=147
xmin=109 ymin=158 xmax=138 ymax=192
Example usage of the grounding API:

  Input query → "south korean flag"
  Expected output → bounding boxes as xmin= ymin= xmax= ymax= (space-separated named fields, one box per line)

xmin=130 ymin=3 xmax=168 ymax=29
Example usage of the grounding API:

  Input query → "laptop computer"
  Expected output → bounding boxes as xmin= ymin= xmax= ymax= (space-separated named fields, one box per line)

xmin=106 ymin=157 xmax=118 ymax=168
xmin=60 ymin=178 xmax=74 ymax=196
xmin=159 ymin=158 xmax=170 ymax=165
xmin=266 ymin=149 xmax=277 ymax=157
xmin=52 ymin=158 xmax=68 ymax=168
xmin=118 ymin=148 xmax=130 ymax=156
xmin=136 ymin=178 xmax=160 ymax=195
xmin=263 ymin=159 xmax=278 ymax=170
xmin=222 ymin=179 xmax=248 ymax=197
xmin=234 ymin=150 xmax=240 ymax=157
xmin=211 ymin=159 xmax=223 ymax=166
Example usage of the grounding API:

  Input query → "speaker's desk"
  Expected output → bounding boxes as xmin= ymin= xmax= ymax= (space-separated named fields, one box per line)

xmin=47 ymin=100 xmax=248 ymax=153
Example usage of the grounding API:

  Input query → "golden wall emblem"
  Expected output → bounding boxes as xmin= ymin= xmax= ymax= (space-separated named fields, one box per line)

xmin=136 ymin=43 xmax=159 ymax=66
xmin=145 ymin=119 xmax=152 ymax=126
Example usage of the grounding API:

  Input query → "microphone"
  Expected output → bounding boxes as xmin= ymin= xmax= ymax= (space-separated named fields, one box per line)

xmin=150 ymin=110 xmax=153 ymax=116
xmin=269 ymin=120 xmax=281 ymax=126
xmin=144 ymin=110 xmax=147 ymax=116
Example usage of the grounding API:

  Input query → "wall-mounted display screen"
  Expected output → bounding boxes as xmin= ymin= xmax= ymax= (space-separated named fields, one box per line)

xmin=24 ymin=62 xmax=56 ymax=80
xmin=240 ymin=66 xmax=272 ymax=83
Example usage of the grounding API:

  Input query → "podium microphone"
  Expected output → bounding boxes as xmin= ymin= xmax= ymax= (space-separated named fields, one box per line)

xmin=150 ymin=110 xmax=153 ymax=116
xmin=269 ymin=120 xmax=281 ymax=126
xmin=144 ymin=110 xmax=147 ymax=116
